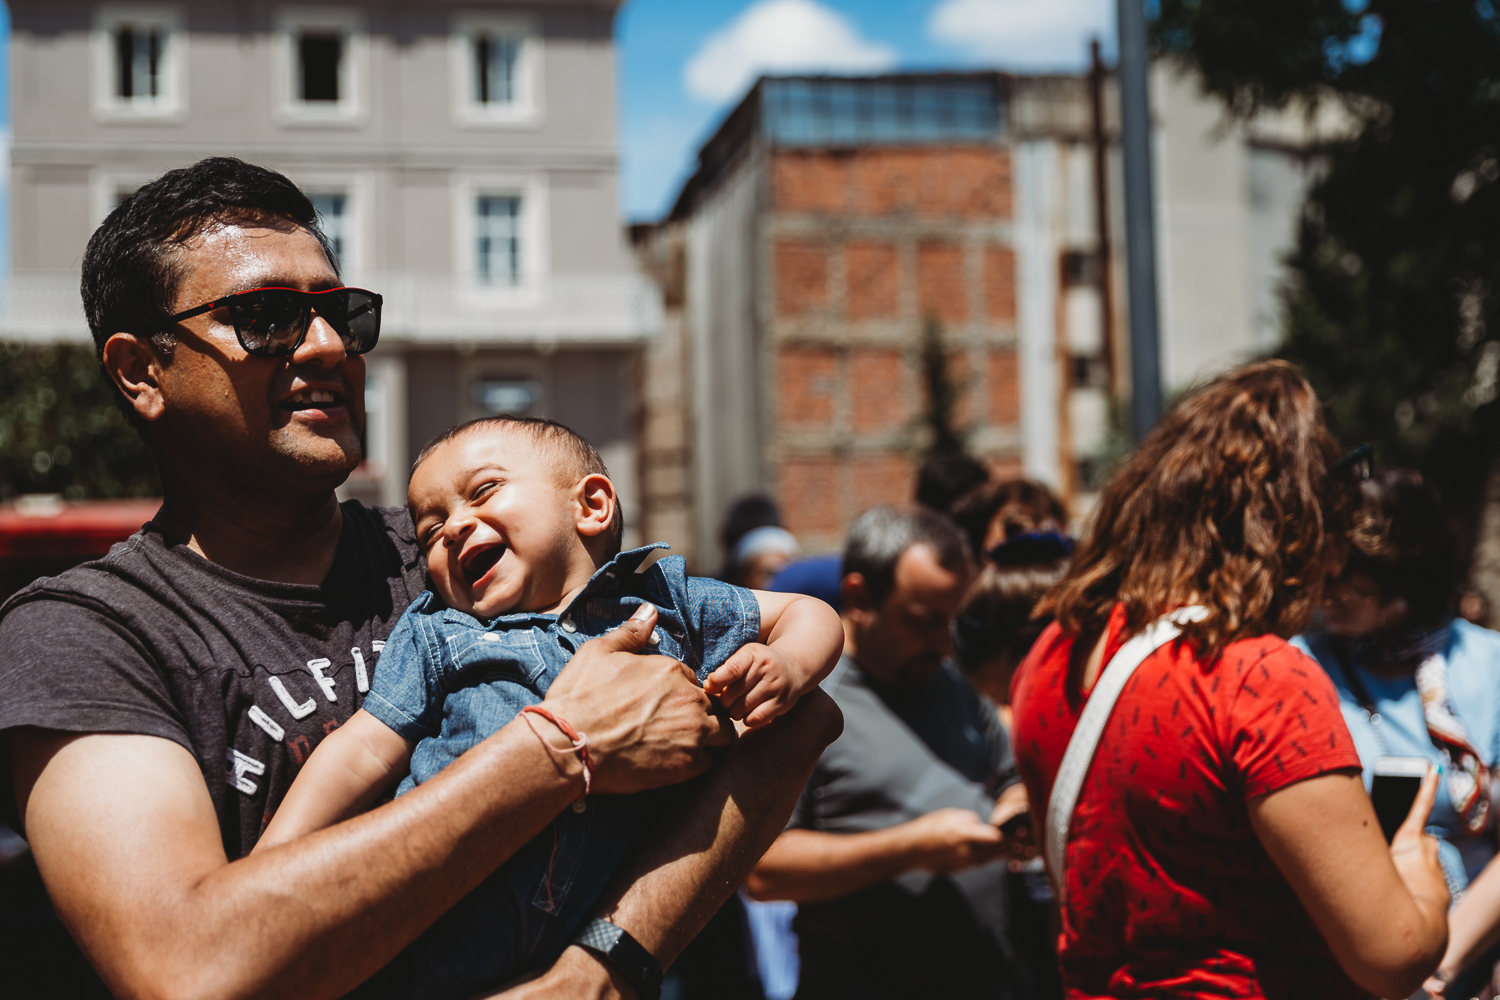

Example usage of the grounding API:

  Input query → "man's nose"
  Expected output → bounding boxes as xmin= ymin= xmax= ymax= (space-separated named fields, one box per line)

xmin=291 ymin=311 xmax=347 ymax=367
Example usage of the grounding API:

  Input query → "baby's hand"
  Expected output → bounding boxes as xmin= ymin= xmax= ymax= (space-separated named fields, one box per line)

xmin=703 ymin=643 xmax=813 ymax=728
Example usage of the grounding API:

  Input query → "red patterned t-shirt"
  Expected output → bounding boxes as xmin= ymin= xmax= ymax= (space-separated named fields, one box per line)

xmin=1010 ymin=604 xmax=1365 ymax=1000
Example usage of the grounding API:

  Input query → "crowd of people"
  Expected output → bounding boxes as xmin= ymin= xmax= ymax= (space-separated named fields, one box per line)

xmin=5 ymin=156 xmax=1500 ymax=1000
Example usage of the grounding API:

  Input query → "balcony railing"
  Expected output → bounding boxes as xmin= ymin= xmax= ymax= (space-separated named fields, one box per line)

xmin=0 ymin=270 xmax=663 ymax=347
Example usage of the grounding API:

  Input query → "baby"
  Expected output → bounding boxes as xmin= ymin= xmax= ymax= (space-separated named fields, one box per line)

xmin=257 ymin=415 xmax=842 ymax=1000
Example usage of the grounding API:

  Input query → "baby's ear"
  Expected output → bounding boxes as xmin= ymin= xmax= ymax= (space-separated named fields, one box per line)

xmin=574 ymin=473 xmax=617 ymax=539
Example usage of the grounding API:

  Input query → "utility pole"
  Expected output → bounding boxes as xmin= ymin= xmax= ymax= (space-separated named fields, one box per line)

xmin=1117 ymin=0 xmax=1162 ymax=441
xmin=1088 ymin=39 xmax=1115 ymax=395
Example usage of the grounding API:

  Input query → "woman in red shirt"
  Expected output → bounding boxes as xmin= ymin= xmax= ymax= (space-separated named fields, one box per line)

xmin=1010 ymin=361 xmax=1448 ymax=1000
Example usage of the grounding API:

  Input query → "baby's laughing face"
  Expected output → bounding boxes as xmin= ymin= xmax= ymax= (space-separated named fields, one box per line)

xmin=409 ymin=428 xmax=592 ymax=619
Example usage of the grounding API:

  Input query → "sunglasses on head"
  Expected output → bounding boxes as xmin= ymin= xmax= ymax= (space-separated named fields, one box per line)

xmin=153 ymin=286 xmax=383 ymax=358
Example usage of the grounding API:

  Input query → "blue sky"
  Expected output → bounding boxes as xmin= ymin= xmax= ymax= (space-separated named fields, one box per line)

xmin=617 ymin=0 xmax=1115 ymax=221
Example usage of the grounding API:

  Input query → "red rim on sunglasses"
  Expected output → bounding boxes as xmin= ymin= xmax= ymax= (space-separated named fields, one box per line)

xmin=153 ymin=286 xmax=383 ymax=358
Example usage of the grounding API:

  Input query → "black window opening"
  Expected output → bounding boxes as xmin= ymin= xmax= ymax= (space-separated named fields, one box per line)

xmin=474 ymin=34 xmax=518 ymax=105
xmin=299 ymin=33 xmax=343 ymax=103
xmin=115 ymin=27 xmax=163 ymax=100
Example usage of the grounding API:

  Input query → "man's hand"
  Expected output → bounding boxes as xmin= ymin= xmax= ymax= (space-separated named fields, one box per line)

xmin=987 ymin=784 xmax=1037 ymax=860
xmin=545 ymin=604 xmax=734 ymax=795
xmin=902 ymin=808 xmax=1008 ymax=873
xmin=704 ymin=643 xmax=803 ymax=729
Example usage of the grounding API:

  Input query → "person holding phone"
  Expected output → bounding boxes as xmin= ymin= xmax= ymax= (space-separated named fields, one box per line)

xmin=1010 ymin=362 xmax=1450 ymax=1000
xmin=1292 ymin=468 xmax=1500 ymax=996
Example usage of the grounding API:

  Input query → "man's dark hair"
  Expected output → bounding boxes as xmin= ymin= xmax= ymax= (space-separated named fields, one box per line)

xmin=842 ymin=504 xmax=971 ymax=607
xmin=414 ymin=415 xmax=624 ymax=558
xmin=915 ymin=452 xmax=989 ymax=513
xmin=81 ymin=157 xmax=338 ymax=416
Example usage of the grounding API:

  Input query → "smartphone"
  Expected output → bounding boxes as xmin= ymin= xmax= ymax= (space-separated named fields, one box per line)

xmin=996 ymin=809 xmax=1030 ymax=838
xmin=1371 ymin=756 xmax=1429 ymax=842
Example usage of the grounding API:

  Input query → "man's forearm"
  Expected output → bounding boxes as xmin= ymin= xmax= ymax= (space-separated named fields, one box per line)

xmin=745 ymin=826 xmax=918 ymax=904
xmin=602 ymin=688 xmax=843 ymax=963
xmin=19 ymin=721 xmax=582 ymax=1000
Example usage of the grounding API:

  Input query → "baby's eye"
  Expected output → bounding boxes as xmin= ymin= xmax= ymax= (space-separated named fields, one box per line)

xmin=420 ymin=523 xmax=444 ymax=547
xmin=472 ymin=480 xmax=502 ymax=502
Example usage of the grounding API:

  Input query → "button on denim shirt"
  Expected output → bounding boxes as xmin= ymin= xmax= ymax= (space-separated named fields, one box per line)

xmin=364 ymin=543 xmax=761 ymax=794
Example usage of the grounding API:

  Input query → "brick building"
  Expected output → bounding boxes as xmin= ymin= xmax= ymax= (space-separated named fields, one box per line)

xmin=633 ymin=73 xmax=1119 ymax=565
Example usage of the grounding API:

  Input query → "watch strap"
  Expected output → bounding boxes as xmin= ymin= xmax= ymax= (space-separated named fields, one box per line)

xmin=572 ymin=917 xmax=664 ymax=1000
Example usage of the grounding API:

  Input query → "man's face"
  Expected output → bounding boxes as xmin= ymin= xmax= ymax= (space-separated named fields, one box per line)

xmin=848 ymin=544 xmax=971 ymax=689
xmin=150 ymin=220 xmax=365 ymax=491
xmin=409 ymin=428 xmax=593 ymax=619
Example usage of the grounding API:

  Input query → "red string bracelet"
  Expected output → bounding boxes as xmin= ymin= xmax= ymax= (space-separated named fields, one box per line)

xmin=521 ymin=705 xmax=593 ymax=798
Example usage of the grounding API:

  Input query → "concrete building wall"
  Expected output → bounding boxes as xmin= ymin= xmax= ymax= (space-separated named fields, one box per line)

xmin=685 ymin=146 xmax=765 ymax=568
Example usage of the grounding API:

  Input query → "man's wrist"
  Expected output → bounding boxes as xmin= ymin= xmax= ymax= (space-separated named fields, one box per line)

xmin=513 ymin=710 xmax=588 ymax=789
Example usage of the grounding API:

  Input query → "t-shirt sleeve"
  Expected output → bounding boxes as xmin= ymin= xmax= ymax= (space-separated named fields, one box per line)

xmin=681 ymin=575 xmax=762 ymax=673
xmin=1228 ymin=642 xmax=1363 ymax=799
xmin=361 ymin=599 xmax=445 ymax=742
xmin=0 ymin=591 xmax=191 ymax=832
xmin=0 ymin=592 xmax=190 ymax=748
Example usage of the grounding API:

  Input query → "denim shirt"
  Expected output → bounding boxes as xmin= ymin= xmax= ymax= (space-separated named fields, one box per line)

xmin=365 ymin=544 xmax=762 ymax=794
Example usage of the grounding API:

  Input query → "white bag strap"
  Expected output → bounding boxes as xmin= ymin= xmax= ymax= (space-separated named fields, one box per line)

xmin=1043 ymin=605 xmax=1209 ymax=897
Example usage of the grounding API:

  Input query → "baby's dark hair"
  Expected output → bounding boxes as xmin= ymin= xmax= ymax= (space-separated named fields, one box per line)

xmin=414 ymin=415 xmax=623 ymax=557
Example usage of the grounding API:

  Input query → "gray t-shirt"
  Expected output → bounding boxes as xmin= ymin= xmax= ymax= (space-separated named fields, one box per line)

xmin=0 ymin=501 xmax=425 ymax=860
xmin=788 ymin=655 xmax=1025 ymax=999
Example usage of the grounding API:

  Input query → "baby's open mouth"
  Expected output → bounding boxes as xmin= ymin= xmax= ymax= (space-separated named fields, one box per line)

xmin=462 ymin=544 xmax=505 ymax=586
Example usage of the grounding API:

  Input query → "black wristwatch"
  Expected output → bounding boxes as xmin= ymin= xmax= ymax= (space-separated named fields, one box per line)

xmin=571 ymin=918 xmax=664 ymax=1000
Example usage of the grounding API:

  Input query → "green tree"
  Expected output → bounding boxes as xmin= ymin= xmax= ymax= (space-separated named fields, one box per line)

xmin=0 ymin=342 xmax=159 ymax=500
xmin=1154 ymin=0 xmax=1500 ymax=526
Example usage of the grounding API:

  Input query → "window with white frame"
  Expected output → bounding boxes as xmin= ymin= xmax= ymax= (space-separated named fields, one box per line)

xmin=276 ymin=9 xmax=366 ymax=125
xmin=475 ymin=195 xmax=522 ymax=287
xmin=452 ymin=16 xmax=541 ymax=126
xmin=93 ymin=7 xmax=185 ymax=121
xmin=309 ymin=191 xmax=349 ymax=268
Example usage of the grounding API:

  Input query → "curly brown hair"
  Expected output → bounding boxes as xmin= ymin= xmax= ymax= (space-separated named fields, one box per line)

xmin=1036 ymin=360 xmax=1354 ymax=665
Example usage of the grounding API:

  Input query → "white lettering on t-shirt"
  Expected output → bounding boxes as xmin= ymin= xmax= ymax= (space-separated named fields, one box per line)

xmin=372 ymin=640 xmax=385 ymax=653
xmin=228 ymin=747 xmax=266 ymax=796
xmin=307 ymin=658 xmax=337 ymax=702
xmin=269 ymin=676 xmax=316 ymax=720
xmin=351 ymin=647 xmax=369 ymax=694
xmin=247 ymin=705 xmax=286 ymax=741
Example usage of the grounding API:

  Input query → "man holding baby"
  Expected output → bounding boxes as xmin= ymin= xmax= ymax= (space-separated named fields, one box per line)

xmin=0 ymin=157 xmax=843 ymax=1000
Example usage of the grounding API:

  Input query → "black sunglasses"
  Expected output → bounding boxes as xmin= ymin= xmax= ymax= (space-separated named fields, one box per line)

xmin=1331 ymin=443 xmax=1373 ymax=483
xmin=153 ymin=286 xmax=383 ymax=358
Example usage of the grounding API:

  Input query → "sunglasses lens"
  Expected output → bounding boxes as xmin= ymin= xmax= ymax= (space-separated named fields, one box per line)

xmin=328 ymin=289 xmax=381 ymax=355
xmin=227 ymin=291 xmax=309 ymax=357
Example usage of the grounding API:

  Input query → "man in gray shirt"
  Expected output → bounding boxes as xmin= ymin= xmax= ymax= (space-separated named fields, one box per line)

xmin=748 ymin=505 xmax=1032 ymax=1000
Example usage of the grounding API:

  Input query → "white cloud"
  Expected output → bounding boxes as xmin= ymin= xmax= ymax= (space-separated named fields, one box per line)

xmin=684 ymin=0 xmax=898 ymax=105
xmin=928 ymin=0 xmax=1113 ymax=71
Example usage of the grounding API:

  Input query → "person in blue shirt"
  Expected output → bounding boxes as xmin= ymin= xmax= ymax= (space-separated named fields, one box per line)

xmin=257 ymin=415 xmax=845 ymax=1000
xmin=1293 ymin=468 xmax=1500 ymax=997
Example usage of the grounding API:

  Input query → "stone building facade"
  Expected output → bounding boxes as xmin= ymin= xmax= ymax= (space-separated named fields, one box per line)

xmin=5 ymin=0 xmax=655 ymax=533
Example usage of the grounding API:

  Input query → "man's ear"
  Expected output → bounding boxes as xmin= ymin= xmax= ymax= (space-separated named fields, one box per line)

xmin=101 ymin=333 xmax=167 ymax=424
xmin=842 ymin=572 xmax=873 ymax=613
xmin=573 ymin=473 xmax=617 ymax=541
